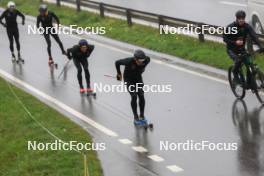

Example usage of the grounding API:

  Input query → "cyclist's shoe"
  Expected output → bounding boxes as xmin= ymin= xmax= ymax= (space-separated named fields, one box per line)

xmin=80 ymin=88 xmax=85 ymax=93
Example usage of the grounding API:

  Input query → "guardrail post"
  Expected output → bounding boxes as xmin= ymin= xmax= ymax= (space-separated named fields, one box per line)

xmin=197 ymin=23 xmax=205 ymax=42
xmin=56 ymin=0 xmax=61 ymax=6
xmin=158 ymin=16 xmax=165 ymax=33
xmin=99 ymin=3 xmax=104 ymax=18
xmin=76 ymin=0 xmax=81 ymax=12
xmin=126 ymin=9 xmax=132 ymax=26
xmin=158 ymin=16 xmax=164 ymax=26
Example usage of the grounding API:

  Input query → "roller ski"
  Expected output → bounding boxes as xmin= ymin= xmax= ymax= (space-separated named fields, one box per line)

xmin=48 ymin=58 xmax=58 ymax=69
xmin=11 ymin=53 xmax=16 ymax=63
xmin=134 ymin=118 xmax=153 ymax=130
xmin=86 ymin=88 xmax=96 ymax=98
xmin=16 ymin=54 xmax=24 ymax=64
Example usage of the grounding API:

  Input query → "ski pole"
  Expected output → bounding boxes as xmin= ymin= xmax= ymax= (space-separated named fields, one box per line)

xmin=58 ymin=59 xmax=71 ymax=79
xmin=104 ymin=74 xmax=116 ymax=79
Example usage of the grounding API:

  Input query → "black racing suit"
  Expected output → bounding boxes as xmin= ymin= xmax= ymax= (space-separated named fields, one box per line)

xmin=115 ymin=57 xmax=150 ymax=119
xmin=67 ymin=45 xmax=95 ymax=89
xmin=223 ymin=22 xmax=262 ymax=78
xmin=37 ymin=11 xmax=65 ymax=58
xmin=0 ymin=9 xmax=25 ymax=54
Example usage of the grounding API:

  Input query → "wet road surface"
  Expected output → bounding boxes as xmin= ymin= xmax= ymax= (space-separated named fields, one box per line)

xmin=0 ymin=18 xmax=264 ymax=176
xmin=93 ymin=0 xmax=247 ymax=26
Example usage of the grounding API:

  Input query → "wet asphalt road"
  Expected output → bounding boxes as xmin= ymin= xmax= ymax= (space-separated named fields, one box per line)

xmin=93 ymin=0 xmax=247 ymax=26
xmin=0 ymin=19 xmax=264 ymax=176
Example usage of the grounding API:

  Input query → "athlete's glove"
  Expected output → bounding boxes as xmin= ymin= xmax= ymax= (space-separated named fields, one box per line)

xmin=22 ymin=21 xmax=25 ymax=25
xmin=116 ymin=74 xmax=122 ymax=81
xmin=67 ymin=55 xmax=72 ymax=60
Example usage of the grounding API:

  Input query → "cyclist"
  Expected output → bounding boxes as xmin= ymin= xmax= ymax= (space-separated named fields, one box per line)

xmin=0 ymin=1 xmax=25 ymax=61
xmin=67 ymin=39 xmax=95 ymax=93
xmin=223 ymin=10 xmax=263 ymax=83
xmin=115 ymin=50 xmax=150 ymax=124
xmin=37 ymin=4 xmax=66 ymax=66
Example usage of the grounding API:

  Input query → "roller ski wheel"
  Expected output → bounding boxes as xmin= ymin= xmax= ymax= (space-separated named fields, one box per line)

xmin=134 ymin=118 xmax=153 ymax=130
xmin=16 ymin=58 xmax=25 ymax=64
xmin=86 ymin=89 xmax=96 ymax=99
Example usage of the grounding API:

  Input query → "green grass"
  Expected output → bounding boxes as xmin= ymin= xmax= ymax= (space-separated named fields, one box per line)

xmin=0 ymin=0 xmax=264 ymax=70
xmin=0 ymin=77 xmax=102 ymax=176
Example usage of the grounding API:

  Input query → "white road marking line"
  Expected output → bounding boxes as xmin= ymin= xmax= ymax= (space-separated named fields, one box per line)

xmin=0 ymin=69 xmax=118 ymax=137
xmin=147 ymin=155 xmax=165 ymax=162
xmin=118 ymin=138 xmax=133 ymax=145
xmin=166 ymin=165 xmax=184 ymax=173
xmin=154 ymin=60 xmax=229 ymax=85
xmin=132 ymin=146 xmax=148 ymax=153
xmin=219 ymin=1 xmax=247 ymax=7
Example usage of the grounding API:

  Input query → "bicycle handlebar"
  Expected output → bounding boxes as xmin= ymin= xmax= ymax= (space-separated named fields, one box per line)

xmin=238 ymin=48 xmax=264 ymax=58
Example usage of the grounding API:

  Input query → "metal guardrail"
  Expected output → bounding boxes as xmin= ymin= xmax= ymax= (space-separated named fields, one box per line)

xmin=43 ymin=0 xmax=264 ymax=46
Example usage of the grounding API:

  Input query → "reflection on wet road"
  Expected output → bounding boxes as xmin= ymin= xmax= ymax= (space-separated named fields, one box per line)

xmin=0 ymin=11 xmax=263 ymax=176
xmin=232 ymin=100 xmax=264 ymax=176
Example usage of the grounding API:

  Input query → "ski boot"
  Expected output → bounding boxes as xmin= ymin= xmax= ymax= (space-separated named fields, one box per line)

xmin=17 ymin=53 xmax=25 ymax=64
xmin=80 ymin=88 xmax=86 ymax=94
xmin=11 ymin=53 xmax=16 ymax=63
xmin=48 ymin=58 xmax=58 ymax=69
xmin=86 ymin=88 xmax=96 ymax=98
xmin=134 ymin=116 xmax=153 ymax=130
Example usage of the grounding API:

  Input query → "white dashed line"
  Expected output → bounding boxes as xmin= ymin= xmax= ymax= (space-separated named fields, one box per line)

xmin=219 ymin=1 xmax=247 ymax=7
xmin=132 ymin=146 xmax=148 ymax=153
xmin=148 ymin=155 xmax=165 ymax=162
xmin=118 ymin=138 xmax=133 ymax=145
xmin=167 ymin=165 xmax=184 ymax=173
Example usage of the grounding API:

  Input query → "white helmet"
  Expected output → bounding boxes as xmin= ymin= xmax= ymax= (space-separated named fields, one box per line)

xmin=7 ymin=1 xmax=16 ymax=9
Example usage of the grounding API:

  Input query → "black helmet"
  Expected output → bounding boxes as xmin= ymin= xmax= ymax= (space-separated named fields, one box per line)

xmin=79 ymin=39 xmax=88 ymax=46
xmin=235 ymin=10 xmax=246 ymax=19
xmin=134 ymin=50 xmax=146 ymax=60
xmin=39 ymin=4 xmax=48 ymax=13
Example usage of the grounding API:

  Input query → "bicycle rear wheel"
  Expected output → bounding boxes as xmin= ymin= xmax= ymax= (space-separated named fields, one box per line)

xmin=228 ymin=66 xmax=246 ymax=99
xmin=254 ymin=70 xmax=264 ymax=104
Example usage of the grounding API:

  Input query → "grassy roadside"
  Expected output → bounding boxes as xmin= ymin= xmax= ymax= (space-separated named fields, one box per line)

xmin=0 ymin=0 xmax=264 ymax=70
xmin=0 ymin=77 xmax=102 ymax=176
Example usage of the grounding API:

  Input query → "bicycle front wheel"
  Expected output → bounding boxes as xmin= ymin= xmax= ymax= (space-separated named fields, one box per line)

xmin=254 ymin=70 xmax=264 ymax=104
xmin=228 ymin=66 xmax=246 ymax=99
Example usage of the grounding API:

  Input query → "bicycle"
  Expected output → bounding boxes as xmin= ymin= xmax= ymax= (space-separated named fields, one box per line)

xmin=228 ymin=49 xmax=264 ymax=104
